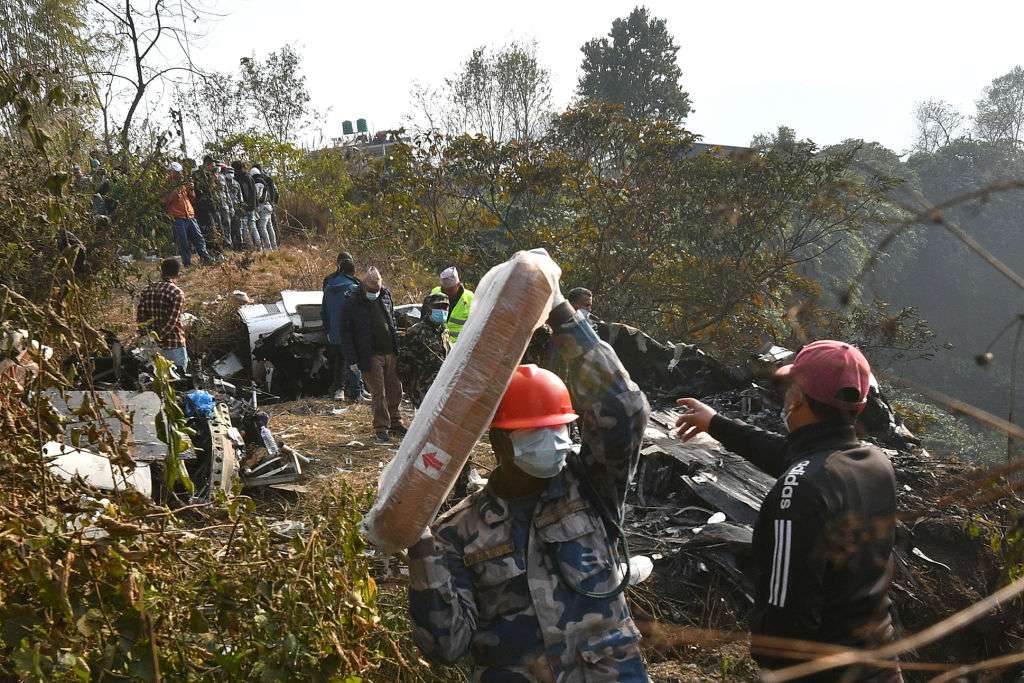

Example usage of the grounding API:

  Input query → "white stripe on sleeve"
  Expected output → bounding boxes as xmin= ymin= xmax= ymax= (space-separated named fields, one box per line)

xmin=769 ymin=519 xmax=792 ymax=607
xmin=770 ymin=520 xmax=782 ymax=605
xmin=778 ymin=520 xmax=792 ymax=607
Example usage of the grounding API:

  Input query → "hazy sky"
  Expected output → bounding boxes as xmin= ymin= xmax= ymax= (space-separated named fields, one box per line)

xmin=189 ymin=0 xmax=1024 ymax=152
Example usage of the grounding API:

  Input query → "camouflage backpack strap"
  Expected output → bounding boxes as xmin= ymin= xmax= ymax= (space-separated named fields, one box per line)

xmin=552 ymin=454 xmax=632 ymax=600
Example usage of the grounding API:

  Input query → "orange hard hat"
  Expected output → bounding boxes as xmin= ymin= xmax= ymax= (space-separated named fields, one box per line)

xmin=491 ymin=364 xmax=579 ymax=430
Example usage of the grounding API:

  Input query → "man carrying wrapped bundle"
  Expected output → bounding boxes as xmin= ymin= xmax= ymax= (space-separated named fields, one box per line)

xmin=407 ymin=274 xmax=652 ymax=681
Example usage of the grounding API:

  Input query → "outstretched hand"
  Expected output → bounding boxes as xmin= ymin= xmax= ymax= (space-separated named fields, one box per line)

xmin=675 ymin=398 xmax=717 ymax=442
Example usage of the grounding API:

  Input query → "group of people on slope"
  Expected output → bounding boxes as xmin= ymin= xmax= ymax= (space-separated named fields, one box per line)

xmin=164 ymin=155 xmax=280 ymax=267
xmin=320 ymin=252 xmax=476 ymax=443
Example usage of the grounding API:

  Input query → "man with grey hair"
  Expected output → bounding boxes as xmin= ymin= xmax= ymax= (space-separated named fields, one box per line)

xmin=431 ymin=266 xmax=474 ymax=343
xmin=339 ymin=266 xmax=405 ymax=442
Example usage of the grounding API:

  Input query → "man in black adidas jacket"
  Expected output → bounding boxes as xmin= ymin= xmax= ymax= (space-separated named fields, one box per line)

xmin=676 ymin=340 xmax=901 ymax=682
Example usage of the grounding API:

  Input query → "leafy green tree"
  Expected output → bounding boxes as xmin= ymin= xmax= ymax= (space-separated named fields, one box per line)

xmin=174 ymin=70 xmax=251 ymax=150
xmin=351 ymin=107 xmax=891 ymax=357
xmin=239 ymin=45 xmax=311 ymax=148
xmin=0 ymin=0 xmax=95 ymax=144
xmin=975 ymin=65 xmax=1024 ymax=152
xmin=887 ymin=138 xmax=1024 ymax=414
xmin=576 ymin=6 xmax=691 ymax=123
xmin=408 ymin=41 xmax=553 ymax=141
xmin=913 ymin=98 xmax=965 ymax=154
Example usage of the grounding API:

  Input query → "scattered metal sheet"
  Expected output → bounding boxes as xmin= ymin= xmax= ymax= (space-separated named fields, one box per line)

xmin=269 ymin=483 xmax=312 ymax=494
xmin=280 ymin=290 xmax=324 ymax=330
xmin=212 ymin=352 xmax=243 ymax=377
xmin=394 ymin=303 xmax=422 ymax=329
xmin=207 ymin=403 xmax=238 ymax=497
xmin=637 ymin=416 xmax=774 ymax=526
xmin=242 ymin=444 xmax=304 ymax=488
xmin=238 ymin=301 xmax=290 ymax=353
xmin=44 ymin=441 xmax=152 ymax=497
xmin=44 ymin=390 xmax=170 ymax=462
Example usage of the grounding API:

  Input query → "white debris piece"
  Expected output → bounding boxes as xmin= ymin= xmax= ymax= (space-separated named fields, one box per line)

xmin=467 ymin=467 xmax=488 ymax=492
xmin=213 ymin=352 xmax=244 ymax=377
xmin=44 ymin=441 xmax=152 ymax=497
xmin=912 ymin=547 xmax=952 ymax=572
xmin=618 ymin=555 xmax=655 ymax=585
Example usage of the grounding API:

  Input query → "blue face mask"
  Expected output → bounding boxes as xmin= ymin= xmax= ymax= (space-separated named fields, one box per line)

xmin=509 ymin=425 xmax=573 ymax=478
xmin=366 ymin=290 xmax=380 ymax=301
xmin=430 ymin=309 xmax=447 ymax=324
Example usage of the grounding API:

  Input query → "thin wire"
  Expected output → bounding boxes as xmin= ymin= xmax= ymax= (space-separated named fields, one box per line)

xmin=1008 ymin=318 xmax=1024 ymax=461
xmin=985 ymin=314 xmax=1023 ymax=354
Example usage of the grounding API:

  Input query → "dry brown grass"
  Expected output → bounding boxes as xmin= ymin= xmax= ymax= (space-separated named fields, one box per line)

xmin=646 ymin=644 xmax=757 ymax=682
xmin=93 ymin=236 xmax=441 ymax=353
xmin=265 ymin=398 xmax=497 ymax=495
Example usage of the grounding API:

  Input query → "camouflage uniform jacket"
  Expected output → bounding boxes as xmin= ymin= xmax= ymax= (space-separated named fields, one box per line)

xmin=398 ymin=320 xmax=451 ymax=406
xmin=408 ymin=312 xmax=652 ymax=682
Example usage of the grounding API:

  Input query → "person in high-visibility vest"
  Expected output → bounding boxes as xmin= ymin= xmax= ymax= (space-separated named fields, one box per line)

xmin=431 ymin=266 xmax=474 ymax=343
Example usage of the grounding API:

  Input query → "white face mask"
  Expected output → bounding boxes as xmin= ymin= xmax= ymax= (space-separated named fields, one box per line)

xmin=365 ymin=290 xmax=380 ymax=301
xmin=781 ymin=405 xmax=793 ymax=433
xmin=509 ymin=425 xmax=573 ymax=478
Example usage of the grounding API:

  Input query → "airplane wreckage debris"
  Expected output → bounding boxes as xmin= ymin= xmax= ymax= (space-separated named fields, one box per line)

xmin=25 ymin=292 xmax=1019 ymax=670
xmin=42 ymin=342 xmax=311 ymax=503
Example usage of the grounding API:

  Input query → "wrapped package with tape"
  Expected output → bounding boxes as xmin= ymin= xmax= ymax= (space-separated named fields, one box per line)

xmin=361 ymin=250 xmax=559 ymax=552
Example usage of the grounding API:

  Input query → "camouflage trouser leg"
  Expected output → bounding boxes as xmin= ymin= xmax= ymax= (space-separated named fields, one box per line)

xmin=218 ymin=207 xmax=233 ymax=248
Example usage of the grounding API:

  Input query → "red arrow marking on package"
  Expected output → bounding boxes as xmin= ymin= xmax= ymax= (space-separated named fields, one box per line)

xmin=421 ymin=451 xmax=444 ymax=471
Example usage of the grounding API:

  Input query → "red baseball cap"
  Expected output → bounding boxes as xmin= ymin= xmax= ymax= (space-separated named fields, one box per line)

xmin=775 ymin=340 xmax=872 ymax=412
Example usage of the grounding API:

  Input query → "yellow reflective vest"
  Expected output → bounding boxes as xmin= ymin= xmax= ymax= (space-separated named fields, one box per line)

xmin=431 ymin=286 xmax=474 ymax=342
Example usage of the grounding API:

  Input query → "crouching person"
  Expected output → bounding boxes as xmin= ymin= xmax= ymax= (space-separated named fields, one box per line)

xmin=407 ymin=286 xmax=652 ymax=682
xmin=675 ymin=340 xmax=902 ymax=682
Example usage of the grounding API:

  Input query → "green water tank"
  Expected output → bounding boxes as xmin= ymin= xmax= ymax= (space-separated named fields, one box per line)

xmin=356 ymin=118 xmax=368 ymax=133
xmin=342 ymin=120 xmax=353 ymax=135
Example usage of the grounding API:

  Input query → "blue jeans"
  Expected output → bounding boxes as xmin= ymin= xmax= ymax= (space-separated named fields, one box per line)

xmin=242 ymin=210 xmax=263 ymax=250
xmin=161 ymin=346 xmax=188 ymax=373
xmin=172 ymin=218 xmax=211 ymax=267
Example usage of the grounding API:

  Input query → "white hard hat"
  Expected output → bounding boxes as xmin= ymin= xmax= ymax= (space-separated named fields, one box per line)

xmin=167 ymin=161 xmax=183 ymax=173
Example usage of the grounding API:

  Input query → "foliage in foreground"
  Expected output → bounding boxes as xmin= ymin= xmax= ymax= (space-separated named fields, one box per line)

xmin=0 ymin=279 xmax=434 ymax=682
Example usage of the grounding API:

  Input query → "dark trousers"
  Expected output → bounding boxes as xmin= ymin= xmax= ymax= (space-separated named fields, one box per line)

xmin=229 ymin=214 xmax=243 ymax=251
xmin=327 ymin=345 xmax=362 ymax=399
xmin=195 ymin=205 xmax=218 ymax=246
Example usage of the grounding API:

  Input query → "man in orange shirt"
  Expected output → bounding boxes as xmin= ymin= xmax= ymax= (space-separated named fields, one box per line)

xmin=165 ymin=161 xmax=213 ymax=267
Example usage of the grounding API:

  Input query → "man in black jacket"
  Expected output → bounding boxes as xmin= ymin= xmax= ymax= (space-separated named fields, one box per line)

xmin=676 ymin=340 xmax=901 ymax=683
xmin=339 ymin=266 xmax=404 ymax=442
xmin=231 ymin=160 xmax=262 ymax=250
